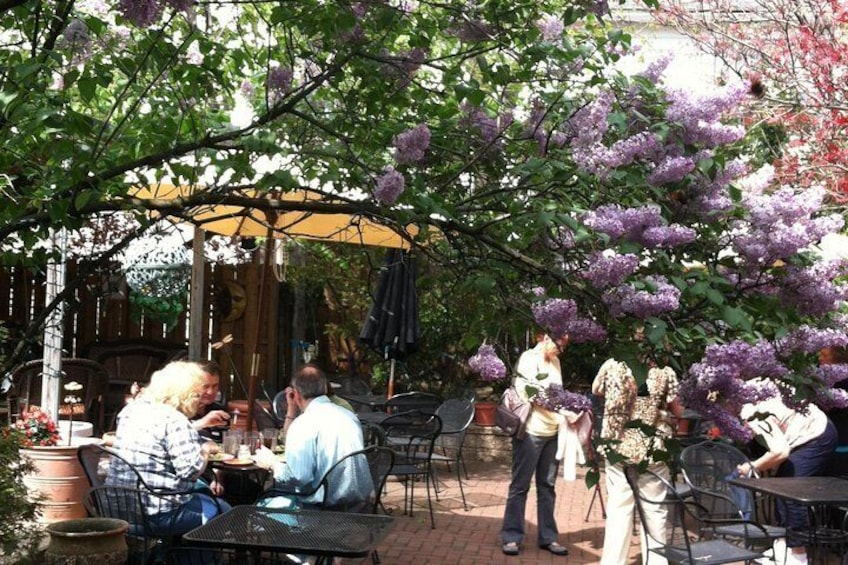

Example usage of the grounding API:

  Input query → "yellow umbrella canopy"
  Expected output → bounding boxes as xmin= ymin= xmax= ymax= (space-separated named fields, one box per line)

xmin=133 ymin=183 xmax=413 ymax=249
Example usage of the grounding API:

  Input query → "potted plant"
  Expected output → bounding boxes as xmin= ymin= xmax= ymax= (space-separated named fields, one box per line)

xmin=0 ymin=425 xmax=43 ymax=562
xmin=467 ymin=344 xmax=509 ymax=426
xmin=13 ymin=405 xmax=88 ymax=523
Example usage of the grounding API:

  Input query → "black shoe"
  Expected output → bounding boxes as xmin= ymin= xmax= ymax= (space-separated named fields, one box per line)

xmin=502 ymin=542 xmax=520 ymax=556
xmin=540 ymin=542 xmax=569 ymax=556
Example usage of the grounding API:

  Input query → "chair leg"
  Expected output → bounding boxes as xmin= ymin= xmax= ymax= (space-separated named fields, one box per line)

xmin=456 ymin=457 xmax=468 ymax=511
xmin=585 ymin=482 xmax=607 ymax=521
xmin=425 ymin=471 xmax=436 ymax=529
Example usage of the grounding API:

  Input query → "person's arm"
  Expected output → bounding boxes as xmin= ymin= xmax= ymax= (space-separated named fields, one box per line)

xmin=192 ymin=409 xmax=230 ymax=432
xmin=737 ymin=409 xmax=790 ymax=475
xmin=282 ymin=387 xmax=298 ymax=436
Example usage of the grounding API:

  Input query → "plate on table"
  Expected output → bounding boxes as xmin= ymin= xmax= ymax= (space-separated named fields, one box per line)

xmin=221 ymin=458 xmax=253 ymax=466
xmin=208 ymin=452 xmax=234 ymax=462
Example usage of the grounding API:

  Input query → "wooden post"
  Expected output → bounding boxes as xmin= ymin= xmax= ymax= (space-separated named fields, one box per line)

xmin=188 ymin=227 xmax=206 ymax=360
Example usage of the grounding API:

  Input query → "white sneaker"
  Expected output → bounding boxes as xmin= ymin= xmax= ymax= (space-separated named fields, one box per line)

xmin=784 ymin=550 xmax=808 ymax=565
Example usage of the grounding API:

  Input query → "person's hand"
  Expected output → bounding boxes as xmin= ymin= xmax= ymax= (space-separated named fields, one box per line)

xmin=209 ymin=479 xmax=224 ymax=496
xmin=253 ymin=446 xmax=277 ymax=470
xmin=201 ymin=441 xmax=219 ymax=457
xmin=737 ymin=461 xmax=755 ymax=477
xmin=196 ymin=409 xmax=230 ymax=430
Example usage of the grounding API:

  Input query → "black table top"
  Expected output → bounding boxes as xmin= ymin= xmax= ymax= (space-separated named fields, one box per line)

xmin=726 ymin=476 xmax=848 ymax=505
xmin=183 ymin=506 xmax=395 ymax=558
xmin=337 ymin=393 xmax=388 ymax=408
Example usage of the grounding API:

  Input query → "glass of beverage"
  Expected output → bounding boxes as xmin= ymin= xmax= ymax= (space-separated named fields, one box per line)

xmin=222 ymin=430 xmax=242 ymax=456
xmin=245 ymin=431 xmax=262 ymax=455
xmin=262 ymin=428 xmax=279 ymax=451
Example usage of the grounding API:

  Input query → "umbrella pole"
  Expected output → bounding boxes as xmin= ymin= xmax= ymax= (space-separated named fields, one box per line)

xmin=387 ymin=359 xmax=395 ymax=399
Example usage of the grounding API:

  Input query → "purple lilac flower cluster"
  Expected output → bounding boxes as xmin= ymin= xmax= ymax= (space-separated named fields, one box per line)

xmin=531 ymin=383 xmax=592 ymax=413
xmin=777 ymin=326 xmax=848 ymax=355
xmin=536 ymin=15 xmax=564 ymax=41
xmin=393 ymin=124 xmax=431 ymax=165
xmin=701 ymin=340 xmax=788 ymax=380
xmin=664 ymin=85 xmax=747 ymax=147
xmin=118 ymin=0 xmax=192 ymax=27
xmin=267 ymin=66 xmax=294 ymax=102
xmin=374 ymin=166 xmax=405 ymax=205
xmin=647 ymin=155 xmax=696 ymax=186
xmin=581 ymin=204 xmax=662 ymax=241
xmin=531 ymin=298 xmax=606 ymax=343
xmin=468 ymin=344 xmax=507 ymax=383
xmin=640 ymin=224 xmax=697 ymax=248
xmin=582 ymin=251 xmax=639 ymax=289
xmin=776 ymin=262 xmax=848 ymax=317
xmin=733 ymin=186 xmax=845 ymax=265
xmin=602 ymin=276 xmax=681 ymax=319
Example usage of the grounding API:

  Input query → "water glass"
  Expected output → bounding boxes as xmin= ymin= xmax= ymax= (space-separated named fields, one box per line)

xmin=222 ymin=430 xmax=242 ymax=455
xmin=262 ymin=428 xmax=279 ymax=451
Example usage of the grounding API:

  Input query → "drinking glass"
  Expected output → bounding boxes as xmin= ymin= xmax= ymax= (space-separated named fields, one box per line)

xmin=245 ymin=431 xmax=262 ymax=455
xmin=262 ymin=428 xmax=279 ymax=451
xmin=222 ymin=430 xmax=242 ymax=455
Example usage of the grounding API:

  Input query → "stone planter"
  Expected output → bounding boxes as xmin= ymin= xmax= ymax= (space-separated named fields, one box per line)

xmin=20 ymin=445 xmax=88 ymax=523
xmin=45 ymin=517 xmax=129 ymax=565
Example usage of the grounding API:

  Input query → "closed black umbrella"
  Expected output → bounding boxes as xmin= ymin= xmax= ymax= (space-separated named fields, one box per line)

xmin=359 ymin=249 xmax=419 ymax=397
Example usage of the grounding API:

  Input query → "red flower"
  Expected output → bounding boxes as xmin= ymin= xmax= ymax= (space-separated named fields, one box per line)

xmin=11 ymin=406 xmax=61 ymax=447
xmin=707 ymin=426 xmax=722 ymax=440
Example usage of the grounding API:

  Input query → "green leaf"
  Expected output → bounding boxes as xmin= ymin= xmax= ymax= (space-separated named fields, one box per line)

xmin=77 ymin=78 xmax=97 ymax=103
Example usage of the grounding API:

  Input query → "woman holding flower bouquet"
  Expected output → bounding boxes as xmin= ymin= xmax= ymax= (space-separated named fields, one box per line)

xmin=500 ymin=331 xmax=571 ymax=557
xmin=592 ymin=358 xmax=684 ymax=565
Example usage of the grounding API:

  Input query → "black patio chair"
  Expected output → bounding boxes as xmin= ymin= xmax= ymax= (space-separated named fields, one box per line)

xmin=624 ymin=465 xmax=768 ymax=565
xmin=432 ymin=398 xmax=475 ymax=510
xmin=80 ymin=443 xmax=223 ymax=564
xmin=679 ymin=440 xmax=784 ymax=548
xmin=382 ymin=410 xmax=443 ymax=528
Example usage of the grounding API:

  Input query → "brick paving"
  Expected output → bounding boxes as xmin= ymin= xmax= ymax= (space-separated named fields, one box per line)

xmin=349 ymin=456 xmax=641 ymax=565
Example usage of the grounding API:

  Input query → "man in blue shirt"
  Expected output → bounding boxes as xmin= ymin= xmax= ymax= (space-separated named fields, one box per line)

xmin=255 ymin=364 xmax=371 ymax=509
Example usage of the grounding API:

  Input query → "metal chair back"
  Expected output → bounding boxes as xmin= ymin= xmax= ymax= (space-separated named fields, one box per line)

xmin=624 ymin=465 xmax=766 ymax=565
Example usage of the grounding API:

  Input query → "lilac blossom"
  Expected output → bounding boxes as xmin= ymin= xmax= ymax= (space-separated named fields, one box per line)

xmin=468 ymin=344 xmax=507 ymax=382
xmin=532 ymin=384 xmax=592 ymax=413
xmin=393 ymin=123 xmax=431 ymax=165
xmin=640 ymin=224 xmax=697 ymax=248
xmin=777 ymin=262 xmax=848 ymax=317
xmin=810 ymin=364 xmax=848 ymax=389
xmin=777 ymin=326 xmax=848 ymax=356
xmin=581 ymin=204 xmax=662 ymax=242
xmin=536 ymin=15 xmax=564 ymax=41
xmin=637 ymin=53 xmax=672 ymax=84
xmin=602 ymin=276 xmax=681 ymax=319
xmin=267 ymin=66 xmax=293 ymax=103
xmin=240 ymin=80 xmax=255 ymax=99
xmin=118 ymin=0 xmax=162 ymax=27
xmin=582 ymin=251 xmax=639 ymax=289
xmin=61 ymin=19 xmax=91 ymax=54
xmin=563 ymin=318 xmax=607 ymax=343
xmin=647 ymin=155 xmax=696 ymax=186
xmin=701 ymin=340 xmax=788 ymax=380
xmin=601 ymin=132 xmax=662 ymax=169
xmin=532 ymin=298 xmax=578 ymax=337
xmin=813 ymin=388 xmax=848 ymax=411
xmin=374 ymin=167 xmax=405 ymax=205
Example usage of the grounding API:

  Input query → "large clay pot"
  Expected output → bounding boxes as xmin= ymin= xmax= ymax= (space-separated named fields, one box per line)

xmin=45 ymin=517 xmax=129 ymax=565
xmin=20 ymin=445 xmax=88 ymax=523
xmin=473 ymin=401 xmax=498 ymax=427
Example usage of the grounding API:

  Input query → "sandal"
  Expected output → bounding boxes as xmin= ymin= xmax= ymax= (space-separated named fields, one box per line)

xmin=540 ymin=542 xmax=569 ymax=556
xmin=502 ymin=542 xmax=520 ymax=556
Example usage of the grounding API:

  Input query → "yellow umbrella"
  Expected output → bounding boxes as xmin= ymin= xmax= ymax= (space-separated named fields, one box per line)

xmin=133 ymin=183 xmax=414 ymax=249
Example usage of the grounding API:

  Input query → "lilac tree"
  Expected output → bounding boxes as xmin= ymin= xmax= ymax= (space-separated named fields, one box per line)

xmin=0 ymin=0 xmax=845 ymax=439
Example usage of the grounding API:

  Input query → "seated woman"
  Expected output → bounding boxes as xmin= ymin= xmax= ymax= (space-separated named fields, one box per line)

xmin=107 ymin=360 xmax=232 ymax=536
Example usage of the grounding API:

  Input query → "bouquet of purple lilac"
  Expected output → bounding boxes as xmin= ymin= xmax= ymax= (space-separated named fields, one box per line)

xmin=468 ymin=344 xmax=510 ymax=396
xmin=531 ymin=383 xmax=592 ymax=413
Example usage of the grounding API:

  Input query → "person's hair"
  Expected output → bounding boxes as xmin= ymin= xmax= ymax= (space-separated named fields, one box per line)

xmin=141 ymin=360 xmax=205 ymax=417
xmin=196 ymin=359 xmax=222 ymax=378
xmin=291 ymin=363 xmax=328 ymax=400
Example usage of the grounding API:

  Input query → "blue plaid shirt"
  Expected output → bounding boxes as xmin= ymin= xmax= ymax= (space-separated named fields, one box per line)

xmin=107 ymin=399 xmax=205 ymax=516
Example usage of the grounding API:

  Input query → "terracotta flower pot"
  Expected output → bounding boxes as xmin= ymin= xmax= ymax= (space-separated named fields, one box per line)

xmin=473 ymin=401 xmax=498 ymax=426
xmin=20 ymin=445 xmax=88 ymax=523
xmin=45 ymin=517 xmax=129 ymax=565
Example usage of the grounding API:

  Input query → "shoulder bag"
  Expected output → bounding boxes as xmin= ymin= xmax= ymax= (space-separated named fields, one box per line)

xmin=495 ymin=386 xmax=531 ymax=439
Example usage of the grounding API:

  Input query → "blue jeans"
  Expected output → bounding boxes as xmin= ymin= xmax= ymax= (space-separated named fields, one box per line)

xmin=501 ymin=432 xmax=560 ymax=546
xmin=149 ymin=493 xmax=232 ymax=536
xmin=776 ymin=419 xmax=838 ymax=546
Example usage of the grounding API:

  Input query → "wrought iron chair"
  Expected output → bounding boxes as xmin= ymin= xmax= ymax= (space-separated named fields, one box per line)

xmin=335 ymin=376 xmax=372 ymax=395
xmin=431 ymin=398 xmax=475 ymax=510
xmin=382 ymin=410 xmax=443 ymax=528
xmin=80 ymin=443 xmax=222 ymax=564
xmin=272 ymin=390 xmax=288 ymax=422
xmin=624 ymin=465 xmax=768 ymax=565
xmin=257 ymin=445 xmax=393 ymax=513
xmin=9 ymin=358 xmax=109 ymax=435
xmin=679 ymin=440 xmax=784 ymax=548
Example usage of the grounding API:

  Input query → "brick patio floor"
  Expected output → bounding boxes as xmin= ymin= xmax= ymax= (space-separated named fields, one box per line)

xmin=348 ymin=458 xmax=642 ymax=565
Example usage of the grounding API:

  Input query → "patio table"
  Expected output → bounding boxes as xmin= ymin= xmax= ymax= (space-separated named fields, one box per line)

xmin=337 ymin=392 xmax=389 ymax=410
xmin=182 ymin=505 xmax=395 ymax=564
xmin=726 ymin=476 xmax=848 ymax=563
xmin=209 ymin=459 xmax=272 ymax=506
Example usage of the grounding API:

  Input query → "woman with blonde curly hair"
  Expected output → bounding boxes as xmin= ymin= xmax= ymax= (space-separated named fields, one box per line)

xmin=108 ymin=360 xmax=231 ymax=537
